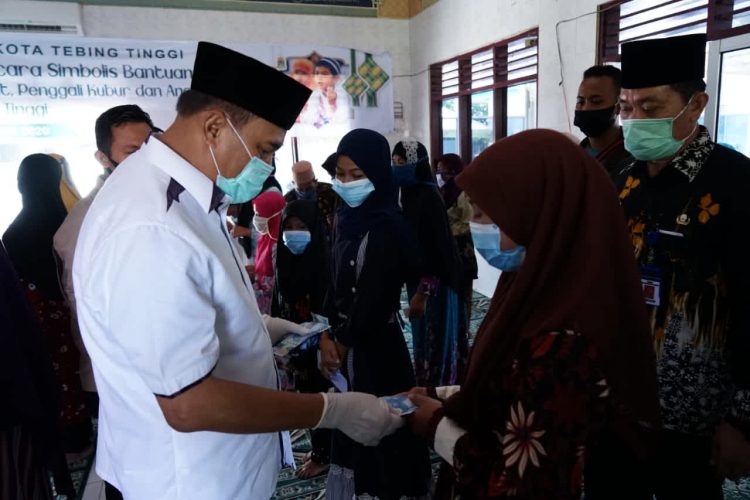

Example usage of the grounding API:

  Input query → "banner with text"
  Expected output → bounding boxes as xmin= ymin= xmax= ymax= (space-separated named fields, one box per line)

xmin=0 ymin=33 xmax=393 ymax=197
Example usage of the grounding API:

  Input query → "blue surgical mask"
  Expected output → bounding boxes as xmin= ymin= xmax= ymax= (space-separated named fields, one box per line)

xmin=331 ymin=178 xmax=375 ymax=208
xmin=392 ymin=163 xmax=419 ymax=187
xmin=622 ymin=99 xmax=697 ymax=161
xmin=296 ymin=186 xmax=317 ymax=201
xmin=283 ymin=230 xmax=311 ymax=255
xmin=470 ymin=222 xmax=526 ymax=272
xmin=209 ymin=116 xmax=273 ymax=203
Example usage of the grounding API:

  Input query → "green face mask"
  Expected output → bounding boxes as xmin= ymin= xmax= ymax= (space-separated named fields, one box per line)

xmin=622 ymin=100 xmax=697 ymax=161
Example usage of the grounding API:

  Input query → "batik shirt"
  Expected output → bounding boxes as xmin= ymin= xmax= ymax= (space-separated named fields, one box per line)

xmin=616 ymin=126 xmax=750 ymax=436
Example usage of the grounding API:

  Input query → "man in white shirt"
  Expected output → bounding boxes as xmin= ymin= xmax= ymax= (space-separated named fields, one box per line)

xmin=54 ymin=105 xmax=158 ymax=396
xmin=73 ymin=42 xmax=401 ymax=500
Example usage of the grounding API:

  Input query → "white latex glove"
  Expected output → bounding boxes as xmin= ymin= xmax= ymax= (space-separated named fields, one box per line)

xmin=315 ymin=392 xmax=404 ymax=446
xmin=262 ymin=315 xmax=311 ymax=344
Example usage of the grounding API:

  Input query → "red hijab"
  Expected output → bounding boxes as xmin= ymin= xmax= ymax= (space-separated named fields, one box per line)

xmin=445 ymin=129 xmax=658 ymax=429
xmin=253 ymin=191 xmax=286 ymax=279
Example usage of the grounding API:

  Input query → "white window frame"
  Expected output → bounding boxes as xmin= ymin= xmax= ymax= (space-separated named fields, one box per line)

xmin=704 ymin=32 xmax=750 ymax=137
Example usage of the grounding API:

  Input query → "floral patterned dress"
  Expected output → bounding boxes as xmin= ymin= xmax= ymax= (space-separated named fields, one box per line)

xmin=24 ymin=283 xmax=90 ymax=430
xmin=437 ymin=331 xmax=610 ymax=500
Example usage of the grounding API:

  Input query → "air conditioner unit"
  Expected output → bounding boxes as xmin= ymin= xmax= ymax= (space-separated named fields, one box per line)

xmin=0 ymin=21 xmax=81 ymax=35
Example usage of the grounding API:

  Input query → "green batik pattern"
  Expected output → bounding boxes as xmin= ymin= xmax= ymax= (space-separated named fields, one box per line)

xmin=358 ymin=52 xmax=389 ymax=107
xmin=358 ymin=53 xmax=389 ymax=91
xmin=343 ymin=48 xmax=367 ymax=107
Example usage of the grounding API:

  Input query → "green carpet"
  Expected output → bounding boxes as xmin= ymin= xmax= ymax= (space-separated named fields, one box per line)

xmin=59 ymin=451 xmax=94 ymax=500
xmin=728 ymin=483 xmax=750 ymax=499
xmin=273 ymin=430 xmax=327 ymax=500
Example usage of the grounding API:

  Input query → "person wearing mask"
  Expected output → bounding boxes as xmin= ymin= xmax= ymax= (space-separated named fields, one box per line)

xmin=284 ymin=160 xmax=338 ymax=232
xmin=273 ymin=200 xmax=330 ymax=323
xmin=231 ymin=161 xmax=283 ymax=259
xmin=319 ymin=129 xmax=432 ymax=499
xmin=252 ymin=190 xmax=286 ymax=315
xmin=72 ymin=42 xmax=401 ymax=500
xmin=2 ymin=154 xmax=92 ymax=454
xmin=54 ymin=104 xmax=158 ymax=402
xmin=392 ymin=140 xmax=468 ymax=387
xmin=575 ymin=65 xmax=632 ymax=180
xmin=1 ymin=241 xmax=74 ymax=499
xmin=585 ymin=34 xmax=750 ymax=500
xmin=435 ymin=153 xmax=478 ymax=322
xmin=405 ymin=129 xmax=659 ymax=499
xmin=272 ymin=200 xmax=333 ymax=479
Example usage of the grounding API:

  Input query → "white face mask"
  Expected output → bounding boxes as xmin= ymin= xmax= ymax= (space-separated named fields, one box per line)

xmin=252 ymin=210 xmax=282 ymax=237
xmin=253 ymin=215 xmax=269 ymax=234
xmin=436 ymin=174 xmax=446 ymax=188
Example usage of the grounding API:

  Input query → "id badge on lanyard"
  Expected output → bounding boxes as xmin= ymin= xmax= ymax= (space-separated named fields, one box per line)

xmin=640 ymin=231 xmax=664 ymax=307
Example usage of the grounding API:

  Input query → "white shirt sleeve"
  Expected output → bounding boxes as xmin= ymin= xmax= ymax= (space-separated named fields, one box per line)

xmin=434 ymin=417 xmax=468 ymax=463
xmin=101 ymin=224 xmax=220 ymax=397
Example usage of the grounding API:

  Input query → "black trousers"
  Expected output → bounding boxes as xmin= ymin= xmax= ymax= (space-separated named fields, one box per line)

xmin=585 ymin=425 xmax=724 ymax=500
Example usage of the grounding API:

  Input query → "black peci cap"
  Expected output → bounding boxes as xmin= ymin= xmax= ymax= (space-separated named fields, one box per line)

xmin=621 ymin=34 xmax=706 ymax=89
xmin=191 ymin=41 xmax=312 ymax=130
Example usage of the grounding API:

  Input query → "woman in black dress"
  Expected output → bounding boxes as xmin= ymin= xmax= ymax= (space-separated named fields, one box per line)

xmin=319 ymin=129 xmax=431 ymax=499
xmin=392 ymin=141 xmax=469 ymax=387
xmin=2 ymin=154 xmax=91 ymax=454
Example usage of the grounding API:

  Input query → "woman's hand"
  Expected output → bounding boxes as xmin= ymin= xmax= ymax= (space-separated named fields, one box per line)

xmin=406 ymin=392 xmax=443 ymax=441
xmin=319 ymin=331 xmax=346 ymax=379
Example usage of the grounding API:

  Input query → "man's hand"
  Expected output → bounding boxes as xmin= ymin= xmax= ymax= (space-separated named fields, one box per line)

xmin=316 ymin=392 xmax=403 ymax=446
xmin=406 ymin=392 xmax=443 ymax=440
xmin=712 ymin=421 xmax=750 ymax=481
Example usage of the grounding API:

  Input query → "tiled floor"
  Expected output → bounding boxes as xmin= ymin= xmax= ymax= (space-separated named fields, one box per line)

xmin=81 ymin=460 xmax=104 ymax=500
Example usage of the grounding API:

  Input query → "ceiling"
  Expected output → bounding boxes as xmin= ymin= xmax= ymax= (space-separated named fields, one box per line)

xmin=42 ymin=0 xmax=440 ymax=18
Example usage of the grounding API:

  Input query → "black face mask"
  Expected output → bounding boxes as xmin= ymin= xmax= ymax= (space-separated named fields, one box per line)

xmin=574 ymin=106 xmax=616 ymax=138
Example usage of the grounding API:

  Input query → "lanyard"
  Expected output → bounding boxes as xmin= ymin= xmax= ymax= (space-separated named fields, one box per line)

xmin=596 ymin=137 xmax=625 ymax=162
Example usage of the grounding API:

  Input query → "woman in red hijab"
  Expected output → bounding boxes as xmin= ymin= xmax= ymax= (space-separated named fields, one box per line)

xmin=251 ymin=191 xmax=286 ymax=315
xmin=406 ymin=130 xmax=659 ymax=499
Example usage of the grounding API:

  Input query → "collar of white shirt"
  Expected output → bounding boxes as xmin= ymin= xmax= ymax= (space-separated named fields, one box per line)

xmin=147 ymin=136 xmax=227 ymax=214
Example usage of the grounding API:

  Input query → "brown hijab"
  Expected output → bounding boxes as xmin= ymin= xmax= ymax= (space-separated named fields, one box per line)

xmin=445 ymin=129 xmax=658 ymax=429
